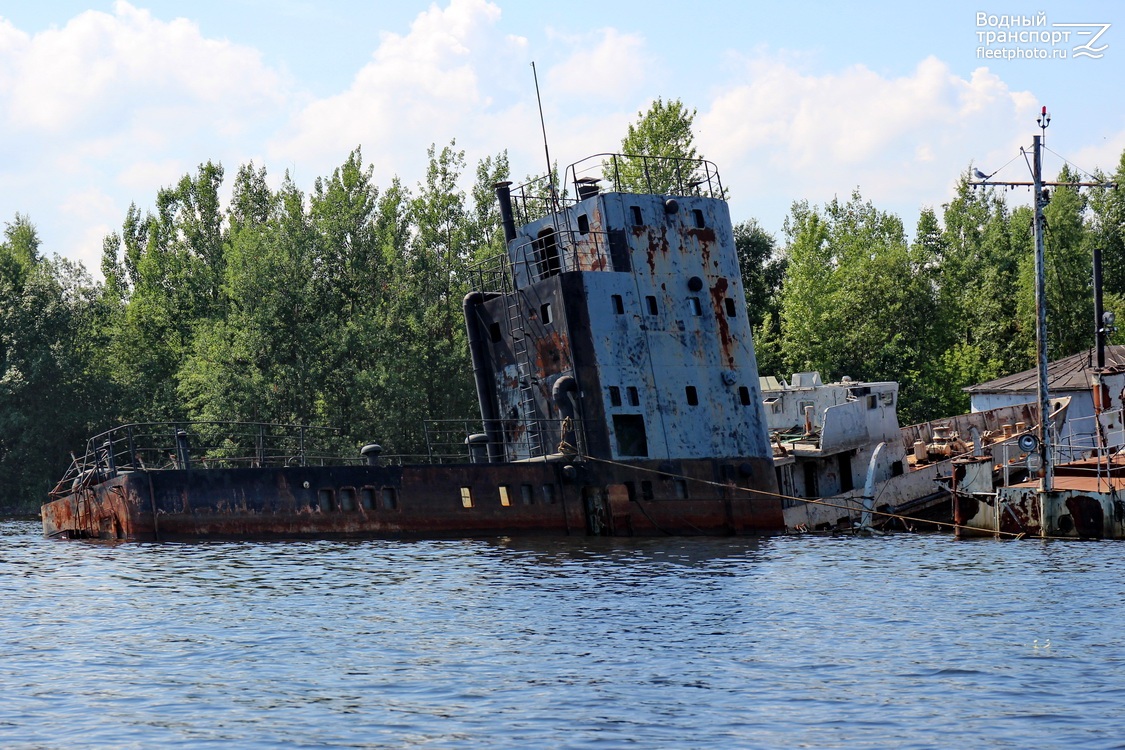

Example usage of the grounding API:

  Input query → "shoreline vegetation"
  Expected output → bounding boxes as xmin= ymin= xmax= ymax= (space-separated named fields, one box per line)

xmin=5 ymin=100 xmax=1125 ymax=512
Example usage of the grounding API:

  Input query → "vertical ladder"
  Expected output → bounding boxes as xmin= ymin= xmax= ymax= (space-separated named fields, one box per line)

xmin=505 ymin=288 xmax=542 ymax=458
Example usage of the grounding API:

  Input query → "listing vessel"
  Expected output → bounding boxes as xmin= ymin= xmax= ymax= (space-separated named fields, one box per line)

xmin=763 ymin=372 xmax=1062 ymax=532
xmin=42 ymin=154 xmax=784 ymax=540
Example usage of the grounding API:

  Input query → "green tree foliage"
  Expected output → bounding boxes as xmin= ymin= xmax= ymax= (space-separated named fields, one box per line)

xmin=1015 ymin=165 xmax=1093 ymax=361
xmin=902 ymin=173 xmax=1029 ymax=417
xmin=1087 ymin=153 xmax=1125 ymax=298
xmin=776 ymin=191 xmax=938 ymax=423
xmin=608 ymin=98 xmax=712 ymax=195
xmin=0 ymin=218 xmax=117 ymax=508
xmin=735 ymin=219 xmax=786 ymax=331
xmin=734 ymin=219 xmax=786 ymax=380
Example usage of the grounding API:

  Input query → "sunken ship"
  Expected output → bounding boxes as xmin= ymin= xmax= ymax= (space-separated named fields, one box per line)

xmin=42 ymin=154 xmax=784 ymax=540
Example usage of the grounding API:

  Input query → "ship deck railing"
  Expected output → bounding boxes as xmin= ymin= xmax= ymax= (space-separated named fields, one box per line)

xmin=49 ymin=417 xmax=588 ymax=499
xmin=469 ymin=229 xmax=613 ymax=291
xmin=49 ymin=422 xmax=350 ymax=499
xmin=421 ymin=417 xmax=587 ymax=465
xmin=1048 ymin=407 xmax=1125 ymax=489
xmin=564 ymin=153 xmax=724 ymax=203
xmin=503 ymin=153 xmax=724 ymax=230
xmin=472 ymin=154 xmax=723 ymax=293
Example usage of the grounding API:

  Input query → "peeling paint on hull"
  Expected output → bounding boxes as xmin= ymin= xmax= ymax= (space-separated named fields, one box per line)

xmin=42 ymin=457 xmax=782 ymax=541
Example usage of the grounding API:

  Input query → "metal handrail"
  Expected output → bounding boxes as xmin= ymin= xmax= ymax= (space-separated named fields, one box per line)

xmin=501 ymin=153 xmax=725 ymax=229
xmin=423 ymin=417 xmax=586 ymax=464
xmin=469 ymin=229 xmax=611 ymax=291
xmin=49 ymin=422 xmax=347 ymax=499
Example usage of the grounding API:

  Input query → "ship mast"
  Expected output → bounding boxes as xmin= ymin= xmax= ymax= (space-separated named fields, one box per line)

xmin=1032 ymin=109 xmax=1050 ymax=493
xmin=971 ymin=107 xmax=1117 ymax=495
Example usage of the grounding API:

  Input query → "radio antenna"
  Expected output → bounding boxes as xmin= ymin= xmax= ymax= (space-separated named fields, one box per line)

xmin=531 ymin=61 xmax=558 ymax=208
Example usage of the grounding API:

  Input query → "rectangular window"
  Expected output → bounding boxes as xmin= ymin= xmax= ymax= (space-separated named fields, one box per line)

xmin=641 ymin=481 xmax=654 ymax=501
xmin=688 ymin=297 xmax=702 ymax=316
xmin=624 ymin=481 xmax=637 ymax=501
xmin=803 ymin=462 xmax=819 ymax=498
xmin=630 ymin=205 xmax=643 ymax=226
xmin=646 ymin=295 xmax=658 ymax=315
xmin=685 ymin=385 xmax=699 ymax=406
xmin=541 ymin=484 xmax=556 ymax=504
xmin=739 ymin=386 xmax=752 ymax=406
xmin=521 ymin=484 xmax=534 ymax=505
xmin=627 ymin=386 xmax=640 ymax=406
xmin=577 ymin=214 xmax=590 ymax=234
xmin=613 ymin=414 xmax=649 ymax=457
xmin=318 ymin=489 xmax=336 ymax=512
xmin=838 ymin=454 xmax=854 ymax=493
xmin=380 ymin=487 xmax=398 ymax=510
xmin=360 ymin=487 xmax=376 ymax=510
xmin=499 ymin=486 xmax=512 ymax=507
xmin=460 ymin=486 xmax=474 ymax=508
xmin=674 ymin=479 xmax=688 ymax=499
xmin=609 ymin=386 xmax=622 ymax=407
xmin=724 ymin=298 xmax=737 ymax=317
xmin=612 ymin=294 xmax=624 ymax=315
xmin=339 ymin=487 xmax=356 ymax=512
xmin=489 ymin=322 xmax=502 ymax=342
xmin=540 ymin=303 xmax=552 ymax=325
xmin=693 ymin=209 xmax=705 ymax=228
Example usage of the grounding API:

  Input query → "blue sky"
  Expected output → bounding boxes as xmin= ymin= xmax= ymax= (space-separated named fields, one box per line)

xmin=2 ymin=1 xmax=1122 ymax=273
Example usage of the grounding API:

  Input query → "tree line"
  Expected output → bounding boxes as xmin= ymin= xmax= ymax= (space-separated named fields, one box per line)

xmin=3 ymin=100 xmax=1125 ymax=510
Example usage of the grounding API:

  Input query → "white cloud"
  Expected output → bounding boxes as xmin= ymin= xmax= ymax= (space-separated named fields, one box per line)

xmin=1069 ymin=130 xmax=1125 ymax=180
xmin=544 ymin=28 xmax=649 ymax=100
xmin=2 ymin=2 xmax=287 ymax=134
xmin=270 ymin=0 xmax=527 ymax=180
xmin=60 ymin=187 xmax=117 ymax=222
xmin=697 ymin=55 xmax=1042 ymax=235
xmin=0 ymin=1 xmax=294 ymax=271
xmin=117 ymin=158 xmax=187 ymax=193
xmin=5 ymin=0 xmax=1121 ymax=275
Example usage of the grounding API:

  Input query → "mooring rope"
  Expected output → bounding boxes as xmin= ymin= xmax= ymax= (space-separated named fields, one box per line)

xmin=577 ymin=454 xmax=1080 ymax=540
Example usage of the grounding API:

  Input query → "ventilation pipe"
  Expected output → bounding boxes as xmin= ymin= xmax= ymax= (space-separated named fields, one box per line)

xmin=495 ymin=181 xmax=517 ymax=246
xmin=463 ymin=292 xmax=504 ymax=462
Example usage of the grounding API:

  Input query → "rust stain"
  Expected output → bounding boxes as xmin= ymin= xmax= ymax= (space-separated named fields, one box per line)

xmin=534 ymin=330 xmax=572 ymax=374
xmin=1065 ymin=495 xmax=1104 ymax=538
xmin=635 ymin=225 xmax=656 ymax=274
xmin=574 ymin=229 xmax=608 ymax=272
xmin=43 ymin=456 xmax=784 ymax=541
xmin=998 ymin=489 xmax=1040 ymax=536
xmin=709 ymin=277 xmax=735 ymax=368
xmin=687 ymin=227 xmax=717 ymax=269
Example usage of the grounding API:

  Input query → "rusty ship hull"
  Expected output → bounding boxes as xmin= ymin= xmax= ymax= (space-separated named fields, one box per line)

xmin=41 ymin=457 xmax=780 ymax=541
xmin=954 ymin=457 xmax=1125 ymax=539
xmin=950 ymin=369 xmax=1125 ymax=539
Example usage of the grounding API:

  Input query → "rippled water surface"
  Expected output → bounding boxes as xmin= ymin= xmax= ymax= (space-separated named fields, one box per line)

xmin=3 ymin=520 xmax=1124 ymax=749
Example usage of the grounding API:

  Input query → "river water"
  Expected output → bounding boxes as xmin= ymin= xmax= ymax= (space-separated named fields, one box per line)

xmin=2 ymin=519 xmax=1122 ymax=749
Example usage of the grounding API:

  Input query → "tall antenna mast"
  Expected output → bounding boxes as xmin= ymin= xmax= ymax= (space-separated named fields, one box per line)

xmin=531 ymin=62 xmax=558 ymax=209
xmin=970 ymin=108 xmax=1116 ymax=503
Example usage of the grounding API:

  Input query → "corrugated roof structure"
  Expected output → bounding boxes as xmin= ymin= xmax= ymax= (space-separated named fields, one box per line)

xmin=964 ymin=345 xmax=1125 ymax=394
